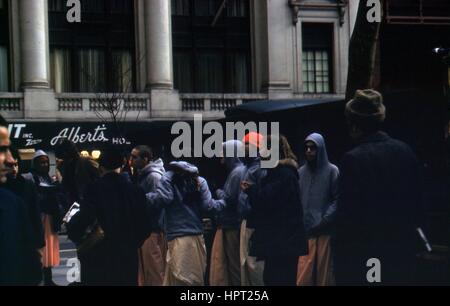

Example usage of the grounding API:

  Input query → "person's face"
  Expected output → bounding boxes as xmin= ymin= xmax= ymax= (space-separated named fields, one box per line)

xmin=305 ymin=141 xmax=318 ymax=163
xmin=35 ymin=156 xmax=50 ymax=175
xmin=0 ymin=127 xmax=12 ymax=183
xmin=347 ymin=121 xmax=363 ymax=142
xmin=6 ymin=158 xmax=19 ymax=180
xmin=130 ymin=149 xmax=147 ymax=170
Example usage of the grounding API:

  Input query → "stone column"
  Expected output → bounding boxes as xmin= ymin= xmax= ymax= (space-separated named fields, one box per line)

xmin=251 ymin=0 xmax=294 ymax=98
xmin=144 ymin=0 xmax=173 ymax=90
xmin=19 ymin=0 xmax=50 ymax=88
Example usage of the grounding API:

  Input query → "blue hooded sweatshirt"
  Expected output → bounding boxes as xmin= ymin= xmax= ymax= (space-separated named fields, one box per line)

xmin=298 ymin=133 xmax=339 ymax=236
xmin=146 ymin=161 xmax=226 ymax=241
xmin=215 ymin=140 xmax=247 ymax=230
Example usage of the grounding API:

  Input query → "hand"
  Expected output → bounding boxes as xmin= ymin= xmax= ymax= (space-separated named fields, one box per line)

xmin=240 ymin=181 xmax=253 ymax=192
xmin=215 ymin=189 xmax=225 ymax=199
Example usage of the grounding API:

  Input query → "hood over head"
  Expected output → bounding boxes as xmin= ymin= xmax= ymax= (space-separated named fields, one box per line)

xmin=141 ymin=158 xmax=165 ymax=177
xmin=222 ymin=140 xmax=244 ymax=172
xmin=305 ymin=133 xmax=329 ymax=169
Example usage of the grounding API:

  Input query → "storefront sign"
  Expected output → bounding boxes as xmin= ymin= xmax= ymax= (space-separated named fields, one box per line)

xmin=7 ymin=122 xmax=131 ymax=150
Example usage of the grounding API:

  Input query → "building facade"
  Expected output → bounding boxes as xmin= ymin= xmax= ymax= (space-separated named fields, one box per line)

xmin=0 ymin=0 xmax=357 ymax=122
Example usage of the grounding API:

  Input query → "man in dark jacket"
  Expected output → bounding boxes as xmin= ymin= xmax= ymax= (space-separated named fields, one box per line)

xmin=244 ymin=135 xmax=308 ymax=286
xmin=130 ymin=145 xmax=166 ymax=286
xmin=335 ymin=89 xmax=423 ymax=286
xmin=67 ymin=145 xmax=152 ymax=286
xmin=0 ymin=116 xmax=42 ymax=285
xmin=3 ymin=147 xmax=45 ymax=254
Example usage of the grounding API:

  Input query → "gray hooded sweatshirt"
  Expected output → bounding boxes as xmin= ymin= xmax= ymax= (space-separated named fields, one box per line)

xmin=216 ymin=140 xmax=247 ymax=230
xmin=137 ymin=158 xmax=165 ymax=232
xmin=298 ymin=133 xmax=339 ymax=236
xmin=137 ymin=158 xmax=165 ymax=193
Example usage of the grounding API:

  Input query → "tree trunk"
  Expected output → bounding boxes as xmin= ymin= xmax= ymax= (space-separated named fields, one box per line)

xmin=345 ymin=0 xmax=383 ymax=100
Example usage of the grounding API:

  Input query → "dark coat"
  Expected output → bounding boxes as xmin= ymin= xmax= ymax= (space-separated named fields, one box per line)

xmin=335 ymin=131 xmax=423 ymax=285
xmin=60 ymin=157 xmax=100 ymax=204
xmin=4 ymin=175 xmax=45 ymax=249
xmin=67 ymin=172 xmax=152 ymax=286
xmin=23 ymin=171 xmax=65 ymax=233
xmin=247 ymin=159 xmax=308 ymax=260
xmin=0 ymin=188 xmax=42 ymax=286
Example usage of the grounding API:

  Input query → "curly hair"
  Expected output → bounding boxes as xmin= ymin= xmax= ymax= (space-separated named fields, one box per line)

xmin=266 ymin=134 xmax=297 ymax=161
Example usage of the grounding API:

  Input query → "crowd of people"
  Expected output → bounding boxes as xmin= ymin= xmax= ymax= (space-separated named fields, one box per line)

xmin=0 ymin=89 xmax=424 ymax=286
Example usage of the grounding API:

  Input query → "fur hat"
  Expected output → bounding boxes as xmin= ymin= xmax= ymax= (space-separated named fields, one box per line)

xmin=345 ymin=89 xmax=386 ymax=124
xmin=33 ymin=150 xmax=48 ymax=161
xmin=99 ymin=145 xmax=123 ymax=170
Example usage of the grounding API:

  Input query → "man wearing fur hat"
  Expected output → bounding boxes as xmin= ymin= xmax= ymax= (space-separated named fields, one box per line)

xmin=335 ymin=89 xmax=423 ymax=285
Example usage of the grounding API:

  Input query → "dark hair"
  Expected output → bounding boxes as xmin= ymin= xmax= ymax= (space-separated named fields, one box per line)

xmin=266 ymin=134 xmax=297 ymax=161
xmin=134 ymin=145 xmax=153 ymax=161
xmin=0 ymin=114 xmax=7 ymax=128
xmin=54 ymin=139 xmax=79 ymax=160
xmin=99 ymin=145 xmax=124 ymax=170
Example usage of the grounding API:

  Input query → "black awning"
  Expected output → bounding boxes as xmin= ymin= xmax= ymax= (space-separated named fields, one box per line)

xmin=224 ymin=98 xmax=344 ymax=119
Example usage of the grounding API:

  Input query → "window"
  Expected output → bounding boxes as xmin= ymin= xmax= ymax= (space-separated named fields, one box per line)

xmin=172 ymin=0 xmax=190 ymax=16
xmin=172 ymin=0 xmax=251 ymax=93
xmin=227 ymin=0 xmax=247 ymax=17
xmin=194 ymin=0 xmax=221 ymax=17
xmin=197 ymin=51 xmax=224 ymax=92
xmin=77 ymin=49 xmax=105 ymax=93
xmin=48 ymin=0 xmax=66 ymax=12
xmin=302 ymin=23 xmax=333 ymax=94
xmin=0 ymin=0 xmax=9 ymax=91
xmin=50 ymin=48 xmax=72 ymax=92
xmin=49 ymin=0 xmax=135 ymax=93
xmin=302 ymin=51 xmax=330 ymax=93
xmin=173 ymin=50 xmax=193 ymax=92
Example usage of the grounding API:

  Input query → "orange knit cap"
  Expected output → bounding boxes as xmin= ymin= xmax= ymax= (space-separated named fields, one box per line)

xmin=242 ymin=132 xmax=264 ymax=149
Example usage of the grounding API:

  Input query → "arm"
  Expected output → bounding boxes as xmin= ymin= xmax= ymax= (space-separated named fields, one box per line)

xmin=28 ymin=183 xmax=45 ymax=249
xmin=334 ymin=153 xmax=362 ymax=284
xmin=66 ymin=188 xmax=96 ymax=244
xmin=199 ymin=178 xmax=226 ymax=213
xmin=145 ymin=175 xmax=175 ymax=210
xmin=217 ymin=168 xmax=244 ymax=207
xmin=131 ymin=188 xmax=153 ymax=248
xmin=318 ymin=167 xmax=339 ymax=229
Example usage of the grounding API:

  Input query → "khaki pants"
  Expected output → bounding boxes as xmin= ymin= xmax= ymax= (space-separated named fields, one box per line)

xmin=163 ymin=235 xmax=206 ymax=286
xmin=138 ymin=232 xmax=167 ymax=286
xmin=297 ymin=235 xmax=335 ymax=286
xmin=209 ymin=228 xmax=241 ymax=286
xmin=240 ymin=220 xmax=265 ymax=286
